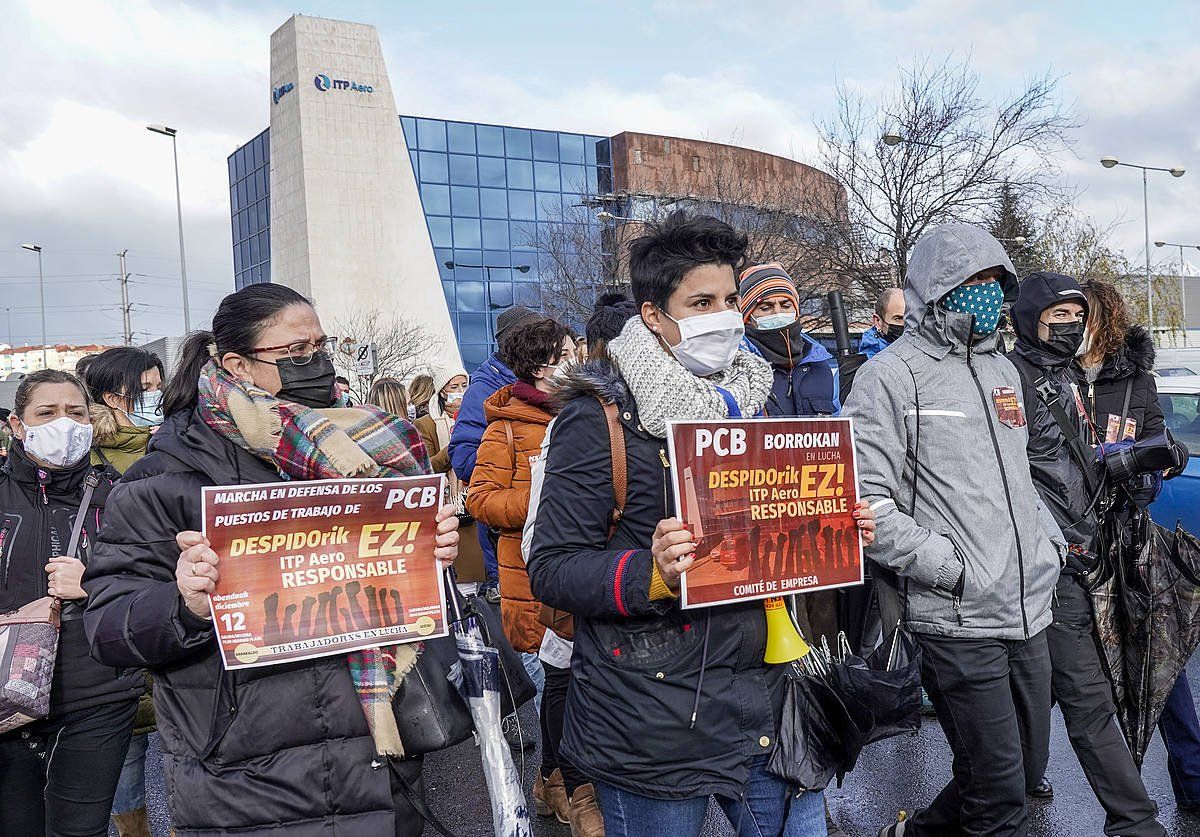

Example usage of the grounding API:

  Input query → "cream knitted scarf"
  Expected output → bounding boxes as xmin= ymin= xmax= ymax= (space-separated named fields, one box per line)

xmin=607 ymin=316 xmax=774 ymax=437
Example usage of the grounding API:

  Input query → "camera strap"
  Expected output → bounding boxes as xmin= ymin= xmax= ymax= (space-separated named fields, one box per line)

xmin=1116 ymin=378 xmax=1134 ymax=441
xmin=1030 ymin=372 xmax=1101 ymax=499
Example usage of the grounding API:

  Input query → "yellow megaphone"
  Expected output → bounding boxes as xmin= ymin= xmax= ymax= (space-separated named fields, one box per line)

xmin=763 ymin=596 xmax=811 ymax=664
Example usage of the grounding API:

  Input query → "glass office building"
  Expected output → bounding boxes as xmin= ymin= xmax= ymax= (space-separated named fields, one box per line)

xmin=229 ymin=118 xmax=610 ymax=367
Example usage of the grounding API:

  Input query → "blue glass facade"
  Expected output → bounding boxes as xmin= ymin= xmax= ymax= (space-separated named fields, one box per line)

xmin=228 ymin=129 xmax=270 ymax=290
xmin=228 ymin=118 xmax=610 ymax=368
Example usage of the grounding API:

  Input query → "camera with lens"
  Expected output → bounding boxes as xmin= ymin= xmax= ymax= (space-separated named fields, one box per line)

xmin=1102 ymin=430 xmax=1187 ymax=484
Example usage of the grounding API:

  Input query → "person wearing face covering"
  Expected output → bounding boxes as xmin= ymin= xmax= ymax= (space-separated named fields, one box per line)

xmin=526 ymin=212 xmax=878 ymax=837
xmin=84 ymin=347 xmax=165 ymax=477
xmin=81 ymin=347 xmax=167 ymax=837
xmin=1007 ymin=272 xmax=1166 ymax=835
xmin=859 ymin=288 xmax=906 ymax=359
xmin=0 ymin=370 xmax=143 ymax=837
xmin=844 ymin=224 xmax=1068 ymax=837
xmin=81 ymin=284 xmax=463 ymax=837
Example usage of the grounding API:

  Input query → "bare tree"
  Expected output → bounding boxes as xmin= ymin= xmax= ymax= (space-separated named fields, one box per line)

xmin=1020 ymin=205 xmax=1184 ymax=336
xmin=331 ymin=311 xmax=444 ymax=404
xmin=810 ymin=57 xmax=1077 ymax=293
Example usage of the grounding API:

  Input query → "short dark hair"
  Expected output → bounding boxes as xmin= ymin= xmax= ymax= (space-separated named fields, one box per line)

xmin=163 ymin=284 xmax=310 ymax=417
xmin=83 ymin=347 xmax=164 ymax=411
xmin=628 ymin=211 xmax=748 ymax=310
xmin=14 ymin=369 xmax=88 ymax=421
xmin=501 ymin=318 xmax=569 ymax=384
xmin=335 ymin=376 xmax=350 ymax=387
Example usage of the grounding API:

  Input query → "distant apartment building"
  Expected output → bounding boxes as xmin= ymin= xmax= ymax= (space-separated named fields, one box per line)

xmin=0 ymin=344 xmax=118 ymax=377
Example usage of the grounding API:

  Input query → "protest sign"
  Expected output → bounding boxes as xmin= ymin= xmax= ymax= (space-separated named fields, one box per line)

xmin=202 ymin=475 xmax=448 ymax=669
xmin=665 ymin=417 xmax=863 ymax=609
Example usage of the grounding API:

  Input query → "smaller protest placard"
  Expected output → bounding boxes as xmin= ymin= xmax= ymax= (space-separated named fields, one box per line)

xmin=202 ymin=475 xmax=448 ymax=669
xmin=665 ymin=417 xmax=863 ymax=609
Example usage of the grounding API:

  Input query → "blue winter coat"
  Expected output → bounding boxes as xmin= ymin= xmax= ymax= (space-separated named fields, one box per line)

xmin=858 ymin=326 xmax=891 ymax=359
xmin=448 ymin=353 xmax=516 ymax=482
xmin=759 ymin=334 xmax=839 ymax=417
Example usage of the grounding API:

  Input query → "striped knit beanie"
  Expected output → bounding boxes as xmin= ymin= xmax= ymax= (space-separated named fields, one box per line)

xmin=737 ymin=262 xmax=799 ymax=323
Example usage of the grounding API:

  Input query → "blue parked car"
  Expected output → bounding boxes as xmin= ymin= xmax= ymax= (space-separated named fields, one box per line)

xmin=1151 ymin=375 xmax=1200 ymax=535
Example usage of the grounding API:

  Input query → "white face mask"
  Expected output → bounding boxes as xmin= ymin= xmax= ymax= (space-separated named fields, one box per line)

xmin=1075 ymin=325 xmax=1092 ymax=358
xmin=754 ymin=311 xmax=797 ymax=331
xmin=22 ymin=416 xmax=94 ymax=468
xmin=660 ymin=308 xmax=745 ymax=377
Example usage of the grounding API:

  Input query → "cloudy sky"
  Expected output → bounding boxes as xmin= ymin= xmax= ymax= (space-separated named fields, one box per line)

xmin=2 ymin=0 xmax=1197 ymax=346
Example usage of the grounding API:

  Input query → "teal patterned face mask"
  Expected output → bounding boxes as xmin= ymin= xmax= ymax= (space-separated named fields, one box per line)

xmin=940 ymin=279 xmax=1004 ymax=335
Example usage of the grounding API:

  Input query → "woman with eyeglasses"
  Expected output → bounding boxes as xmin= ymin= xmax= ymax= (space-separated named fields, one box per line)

xmin=81 ymin=284 xmax=461 ymax=837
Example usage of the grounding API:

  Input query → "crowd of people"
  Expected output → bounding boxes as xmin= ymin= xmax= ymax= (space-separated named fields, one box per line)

xmin=0 ymin=210 xmax=1197 ymax=837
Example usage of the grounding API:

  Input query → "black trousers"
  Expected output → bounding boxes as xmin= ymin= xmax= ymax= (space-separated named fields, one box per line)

xmin=1047 ymin=574 xmax=1164 ymax=836
xmin=909 ymin=631 xmax=1051 ymax=837
xmin=0 ymin=697 xmax=137 ymax=837
xmin=540 ymin=660 xmax=588 ymax=795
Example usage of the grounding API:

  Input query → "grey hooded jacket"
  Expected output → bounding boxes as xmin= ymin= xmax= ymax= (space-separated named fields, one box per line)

xmin=845 ymin=224 xmax=1066 ymax=640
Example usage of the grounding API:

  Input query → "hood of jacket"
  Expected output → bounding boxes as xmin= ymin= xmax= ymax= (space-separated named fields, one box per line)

xmin=91 ymin=403 xmax=152 ymax=455
xmin=1095 ymin=325 xmax=1156 ymax=384
xmin=483 ymin=383 xmax=555 ymax=426
xmin=905 ymin=224 xmax=1018 ymax=358
xmin=1011 ymin=271 xmax=1090 ymax=370
xmin=552 ymin=359 xmax=632 ymax=411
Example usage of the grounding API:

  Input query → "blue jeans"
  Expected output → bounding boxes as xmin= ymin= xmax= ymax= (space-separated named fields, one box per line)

xmin=1159 ymin=669 xmax=1200 ymax=806
xmin=595 ymin=756 xmax=825 ymax=837
xmin=519 ymin=651 xmax=545 ymax=717
xmin=112 ymin=731 xmax=149 ymax=813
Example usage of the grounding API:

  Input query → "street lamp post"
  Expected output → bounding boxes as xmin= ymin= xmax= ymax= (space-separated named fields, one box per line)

xmin=20 ymin=244 xmax=47 ymax=368
xmin=1153 ymin=239 xmax=1199 ymax=344
xmin=1100 ymin=157 xmax=1186 ymax=335
xmin=882 ymin=132 xmax=947 ymax=193
xmin=147 ymin=124 xmax=192 ymax=332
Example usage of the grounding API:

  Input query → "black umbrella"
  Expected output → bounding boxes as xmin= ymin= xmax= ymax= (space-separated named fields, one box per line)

xmin=1092 ymin=520 xmax=1200 ymax=766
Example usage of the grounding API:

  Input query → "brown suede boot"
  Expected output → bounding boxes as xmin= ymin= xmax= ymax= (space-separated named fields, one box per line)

xmin=111 ymin=808 xmax=151 ymax=837
xmin=533 ymin=769 xmax=570 ymax=823
xmin=568 ymin=783 xmax=605 ymax=837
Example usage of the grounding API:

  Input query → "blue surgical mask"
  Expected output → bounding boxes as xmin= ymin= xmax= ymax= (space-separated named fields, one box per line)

xmin=128 ymin=390 xmax=164 ymax=427
xmin=940 ymin=280 xmax=1005 ymax=336
xmin=753 ymin=312 xmax=798 ymax=331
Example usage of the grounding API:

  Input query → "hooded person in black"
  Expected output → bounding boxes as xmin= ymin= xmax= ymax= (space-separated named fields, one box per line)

xmin=1010 ymin=271 xmax=1166 ymax=836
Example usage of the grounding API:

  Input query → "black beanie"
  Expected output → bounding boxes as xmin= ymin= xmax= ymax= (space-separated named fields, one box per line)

xmin=586 ymin=292 xmax=638 ymax=348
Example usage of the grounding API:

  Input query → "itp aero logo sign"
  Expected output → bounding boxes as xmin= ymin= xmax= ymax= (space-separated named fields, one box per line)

xmin=271 ymin=82 xmax=294 ymax=105
xmin=313 ymin=73 xmax=374 ymax=94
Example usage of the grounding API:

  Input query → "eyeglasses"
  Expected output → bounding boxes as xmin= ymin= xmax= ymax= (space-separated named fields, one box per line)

xmin=247 ymin=337 xmax=338 ymax=366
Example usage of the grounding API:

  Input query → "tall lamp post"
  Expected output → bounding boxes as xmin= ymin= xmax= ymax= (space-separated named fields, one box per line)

xmin=20 ymin=244 xmax=47 ymax=368
xmin=147 ymin=124 xmax=192 ymax=332
xmin=1099 ymin=157 xmax=1185 ymax=334
xmin=1153 ymin=239 xmax=1199 ymax=344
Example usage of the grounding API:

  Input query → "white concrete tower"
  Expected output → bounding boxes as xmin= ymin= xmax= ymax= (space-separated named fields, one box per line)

xmin=268 ymin=15 xmax=460 ymax=370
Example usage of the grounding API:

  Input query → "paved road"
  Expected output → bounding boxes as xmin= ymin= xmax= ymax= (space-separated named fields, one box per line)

xmin=130 ymin=656 xmax=1200 ymax=837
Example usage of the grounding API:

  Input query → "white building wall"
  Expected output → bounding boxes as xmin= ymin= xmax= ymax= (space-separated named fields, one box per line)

xmin=268 ymin=15 xmax=461 ymax=371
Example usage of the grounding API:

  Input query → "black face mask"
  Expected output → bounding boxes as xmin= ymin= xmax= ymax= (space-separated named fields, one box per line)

xmin=275 ymin=353 xmax=338 ymax=408
xmin=884 ymin=322 xmax=905 ymax=343
xmin=1041 ymin=320 xmax=1085 ymax=359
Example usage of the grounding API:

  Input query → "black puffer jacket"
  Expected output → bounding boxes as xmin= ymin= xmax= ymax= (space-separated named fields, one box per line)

xmin=0 ymin=443 xmax=141 ymax=717
xmin=1076 ymin=326 xmax=1164 ymax=445
xmin=526 ymin=361 xmax=783 ymax=801
xmin=83 ymin=409 xmax=401 ymax=836
xmin=1009 ymin=272 xmax=1101 ymax=556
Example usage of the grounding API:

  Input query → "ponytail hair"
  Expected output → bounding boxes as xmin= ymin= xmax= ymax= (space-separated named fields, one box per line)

xmin=162 ymin=284 xmax=311 ymax=417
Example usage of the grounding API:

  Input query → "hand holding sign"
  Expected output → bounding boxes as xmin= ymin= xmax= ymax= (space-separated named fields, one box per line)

xmin=651 ymin=517 xmax=696 ymax=594
xmin=176 ymin=531 xmax=219 ymax=619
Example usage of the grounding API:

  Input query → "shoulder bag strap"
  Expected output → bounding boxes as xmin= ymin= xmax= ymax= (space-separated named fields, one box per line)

xmin=1023 ymin=368 xmax=1101 ymax=497
xmin=67 ymin=471 xmax=101 ymax=560
xmin=598 ymin=398 xmax=626 ymax=535
xmin=502 ymin=419 xmax=514 ymax=451
xmin=1118 ymin=377 xmax=1135 ymax=439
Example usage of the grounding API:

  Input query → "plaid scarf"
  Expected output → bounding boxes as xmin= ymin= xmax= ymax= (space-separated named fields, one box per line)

xmin=198 ymin=360 xmax=428 ymax=756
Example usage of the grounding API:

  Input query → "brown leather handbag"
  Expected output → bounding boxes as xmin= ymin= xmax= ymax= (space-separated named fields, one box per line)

xmin=537 ymin=398 xmax=626 ymax=641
